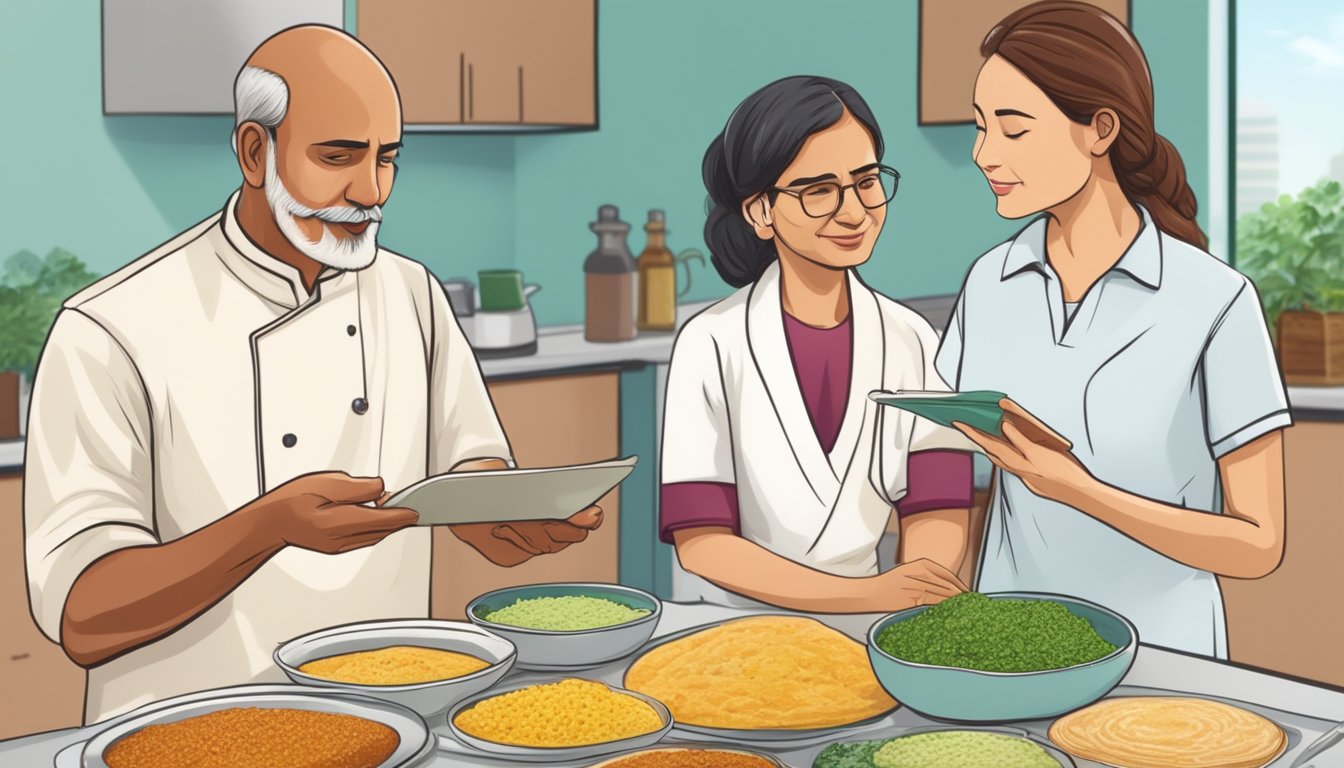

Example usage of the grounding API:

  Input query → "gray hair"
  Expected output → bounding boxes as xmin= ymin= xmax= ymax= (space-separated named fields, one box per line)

xmin=231 ymin=66 xmax=289 ymax=155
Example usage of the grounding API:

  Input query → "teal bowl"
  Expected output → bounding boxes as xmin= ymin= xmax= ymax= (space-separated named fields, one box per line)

xmin=466 ymin=583 xmax=661 ymax=671
xmin=866 ymin=591 xmax=1137 ymax=722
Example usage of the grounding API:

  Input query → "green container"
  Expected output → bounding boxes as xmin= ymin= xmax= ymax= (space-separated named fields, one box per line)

xmin=869 ymin=390 xmax=1007 ymax=436
xmin=865 ymin=592 xmax=1137 ymax=722
xmin=478 ymin=269 xmax=527 ymax=312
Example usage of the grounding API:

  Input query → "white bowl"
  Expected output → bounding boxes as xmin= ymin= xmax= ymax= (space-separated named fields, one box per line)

xmin=273 ymin=619 xmax=516 ymax=717
xmin=465 ymin=583 xmax=662 ymax=671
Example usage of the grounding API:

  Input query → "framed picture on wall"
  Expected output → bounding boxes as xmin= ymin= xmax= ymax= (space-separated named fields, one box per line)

xmin=918 ymin=0 xmax=1132 ymax=125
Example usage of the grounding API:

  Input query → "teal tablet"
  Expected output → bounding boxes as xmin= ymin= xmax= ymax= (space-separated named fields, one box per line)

xmin=868 ymin=390 xmax=1008 ymax=437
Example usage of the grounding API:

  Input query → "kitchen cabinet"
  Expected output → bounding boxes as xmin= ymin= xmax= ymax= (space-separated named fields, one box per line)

xmin=0 ymin=474 xmax=86 ymax=741
xmin=430 ymin=371 xmax=621 ymax=620
xmin=357 ymin=0 xmax=597 ymax=130
xmin=1222 ymin=420 xmax=1344 ymax=687
xmin=102 ymin=0 xmax=345 ymax=114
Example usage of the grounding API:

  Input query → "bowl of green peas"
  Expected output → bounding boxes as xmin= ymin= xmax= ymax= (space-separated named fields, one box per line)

xmin=866 ymin=591 xmax=1137 ymax=722
xmin=466 ymin=583 xmax=662 ymax=671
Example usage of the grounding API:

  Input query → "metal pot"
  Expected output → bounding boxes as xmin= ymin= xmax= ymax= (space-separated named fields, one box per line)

xmin=441 ymin=279 xmax=476 ymax=317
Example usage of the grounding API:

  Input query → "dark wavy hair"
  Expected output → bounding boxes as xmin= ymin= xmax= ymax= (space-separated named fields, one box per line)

xmin=701 ymin=76 xmax=885 ymax=288
xmin=983 ymin=1 xmax=1208 ymax=249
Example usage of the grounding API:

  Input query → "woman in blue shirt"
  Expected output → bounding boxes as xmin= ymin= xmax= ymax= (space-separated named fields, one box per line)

xmin=941 ymin=1 xmax=1289 ymax=658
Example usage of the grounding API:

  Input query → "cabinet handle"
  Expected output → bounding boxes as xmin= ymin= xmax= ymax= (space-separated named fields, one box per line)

xmin=518 ymin=66 xmax=525 ymax=123
xmin=459 ymin=52 xmax=466 ymax=123
xmin=468 ymin=62 xmax=475 ymax=121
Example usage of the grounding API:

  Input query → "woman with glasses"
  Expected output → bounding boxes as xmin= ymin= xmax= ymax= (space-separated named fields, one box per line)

xmin=658 ymin=75 xmax=976 ymax=612
xmin=939 ymin=2 xmax=1288 ymax=657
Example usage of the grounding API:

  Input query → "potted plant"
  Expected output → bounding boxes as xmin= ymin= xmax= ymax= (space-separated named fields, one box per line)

xmin=0 ymin=248 xmax=99 ymax=438
xmin=1237 ymin=179 xmax=1344 ymax=386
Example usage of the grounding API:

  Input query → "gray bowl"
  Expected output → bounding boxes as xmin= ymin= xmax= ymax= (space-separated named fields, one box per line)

xmin=80 ymin=685 xmax=433 ymax=768
xmin=447 ymin=679 xmax=674 ymax=762
xmin=867 ymin=591 xmax=1137 ymax=722
xmin=274 ymin=619 xmax=516 ymax=717
xmin=466 ymin=583 xmax=662 ymax=671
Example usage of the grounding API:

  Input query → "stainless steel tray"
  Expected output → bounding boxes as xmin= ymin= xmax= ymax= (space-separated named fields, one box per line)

xmin=77 ymin=684 xmax=434 ymax=768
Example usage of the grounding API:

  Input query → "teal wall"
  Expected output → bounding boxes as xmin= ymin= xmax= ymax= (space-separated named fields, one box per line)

xmin=4 ymin=0 xmax=1209 ymax=326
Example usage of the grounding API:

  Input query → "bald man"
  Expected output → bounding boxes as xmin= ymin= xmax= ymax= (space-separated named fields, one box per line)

xmin=23 ymin=25 xmax=601 ymax=723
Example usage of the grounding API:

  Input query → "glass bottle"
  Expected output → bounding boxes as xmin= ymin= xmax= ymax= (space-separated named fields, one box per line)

xmin=584 ymin=204 xmax=637 ymax=342
xmin=637 ymin=210 xmax=678 ymax=332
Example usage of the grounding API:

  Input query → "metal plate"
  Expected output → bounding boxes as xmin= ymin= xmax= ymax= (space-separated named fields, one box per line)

xmin=585 ymin=741 xmax=792 ymax=767
xmin=443 ymin=680 xmax=674 ymax=763
xmin=811 ymin=725 xmax=1077 ymax=767
xmin=79 ymin=685 xmax=433 ymax=768
xmin=620 ymin=615 xmax=900 ymax=745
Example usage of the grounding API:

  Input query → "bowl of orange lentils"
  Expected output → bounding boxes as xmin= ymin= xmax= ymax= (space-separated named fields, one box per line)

xmin=585 ymin=744 xmax=789 ymax=767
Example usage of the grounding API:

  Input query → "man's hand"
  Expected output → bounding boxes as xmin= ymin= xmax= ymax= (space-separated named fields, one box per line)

xmin=450 ymin=506 xmax=604 ymax=567
xmin=261 ymin=472 xmax=419 ymax=554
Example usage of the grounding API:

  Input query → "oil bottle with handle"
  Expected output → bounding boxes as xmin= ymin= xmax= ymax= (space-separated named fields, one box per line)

xmin=637 ymin=209 xmax=706 ymax=332
xmin=584 ymin=204 xmax=637 ymax=342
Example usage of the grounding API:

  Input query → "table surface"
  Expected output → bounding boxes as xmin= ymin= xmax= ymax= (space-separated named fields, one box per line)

xmin=6 ymin=601 xmax=1344 ymax=767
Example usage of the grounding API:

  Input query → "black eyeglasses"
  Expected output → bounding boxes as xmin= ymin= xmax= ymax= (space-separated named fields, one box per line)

xmin=771 ymin=165 xmax=901 ymax=218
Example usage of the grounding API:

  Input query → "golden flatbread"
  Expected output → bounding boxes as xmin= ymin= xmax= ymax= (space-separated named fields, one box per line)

xmin=1048 ymin=696 xmax=1286 ymax=768
xmin=623 ymin=615 xmax=896 ymax=730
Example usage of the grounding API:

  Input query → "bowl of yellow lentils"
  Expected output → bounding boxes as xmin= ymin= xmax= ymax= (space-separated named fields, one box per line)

xmin=447 ymin=677 xmax=674 ymax=762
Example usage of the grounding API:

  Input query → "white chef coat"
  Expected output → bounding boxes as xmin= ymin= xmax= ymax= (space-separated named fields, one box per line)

xmin=661 ymin=261 xmax=975 ymax=607
xmin=24 ymin=191 xmax=511 ymax=723
xmin=937 ymin=206 xmax=1292 ymax=658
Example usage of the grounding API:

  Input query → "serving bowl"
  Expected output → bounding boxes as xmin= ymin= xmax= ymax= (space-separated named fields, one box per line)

xmin=273 ymin=619 xmax=515 ymax=717
xmin=465 ymin=582 xmax=662 ymax=670
xmin=80 ymin=684 xmax=433 ymax=768
xmin=866 ymin=592 xmax=1137 ymax=722
xmin=585 ymin=743 xmax=789 ymax=767
xmin=446 ymin=679 xmax=674 ymax=763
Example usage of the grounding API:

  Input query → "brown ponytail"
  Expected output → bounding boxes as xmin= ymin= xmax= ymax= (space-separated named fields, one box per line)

xmin=981 ymin=1 xmax=1208 ymax=250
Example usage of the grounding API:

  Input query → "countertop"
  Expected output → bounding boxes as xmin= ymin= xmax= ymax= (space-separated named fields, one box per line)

xmin=7 ymin=601 xmax=1344 ymax=766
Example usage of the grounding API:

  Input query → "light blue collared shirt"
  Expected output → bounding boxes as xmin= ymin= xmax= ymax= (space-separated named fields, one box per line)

xmin=936 ymin=206 xmax=1291 ymax=659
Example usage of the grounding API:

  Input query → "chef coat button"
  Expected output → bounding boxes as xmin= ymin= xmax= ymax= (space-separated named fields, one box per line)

xmin=347 ymin=325 xmax=357 ymax=336
xmin=352 ymin=397 xmax=369 ymax=415
xmin=282 ymin=433 xmax=297 ymax=448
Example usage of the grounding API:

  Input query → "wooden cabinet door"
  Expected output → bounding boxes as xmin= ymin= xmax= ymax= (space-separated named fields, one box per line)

xmin=358 ymin=0 xmax=469 ymax=125
xmin=430 ymin=372 xmax=621 ymax=620
xmin=456 ymin=0 xmax=596 ymax=126
xmin=1221 ymin=421 xmax=1344 ymax=687
xmin=0 ymin=474 xmax=86 ymax=739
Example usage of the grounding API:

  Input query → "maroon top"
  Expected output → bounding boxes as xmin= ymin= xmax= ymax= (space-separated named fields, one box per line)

xmin=659 ymin=313 xmax=974 ymax=544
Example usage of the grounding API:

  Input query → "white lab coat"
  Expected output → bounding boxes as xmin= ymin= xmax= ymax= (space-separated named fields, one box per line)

xmin=661 ymin=262 xmax=974 ymax=607
xmin=24 ymin=191 xmax=512 ymax=722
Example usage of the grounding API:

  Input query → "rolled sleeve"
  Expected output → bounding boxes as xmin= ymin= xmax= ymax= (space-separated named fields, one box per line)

xmin=426 ymin=271 xmax=513 ymax=473
xmin=660 ymin=321 xmax=735 ymax=486
xmin=25 ymin=309 xmax=159 ymax=643
xmin=896 ymin=451 xmax=974 ymax=518
xmin=1201 ymin=280 xmax=1293 ymax=458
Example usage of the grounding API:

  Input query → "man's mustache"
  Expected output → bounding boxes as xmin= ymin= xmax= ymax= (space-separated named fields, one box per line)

xmin=281 ymin=196 xmax=384 ymax=225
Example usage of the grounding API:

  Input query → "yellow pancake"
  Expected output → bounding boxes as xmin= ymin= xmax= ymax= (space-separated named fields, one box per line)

xmin=1048 ymin=696 xmax=1285 ymax=768
xmin=623 ymin=615 xmax=896 ymax=730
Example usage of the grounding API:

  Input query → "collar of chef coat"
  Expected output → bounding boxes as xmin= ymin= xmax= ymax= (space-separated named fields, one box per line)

xmin=744 ymin=260 xmax=883 ymax=508
xmin=999 ymin=205 xmax=1163 ymax=290
xmin=218 ymin=189 xmax=347 ymax=308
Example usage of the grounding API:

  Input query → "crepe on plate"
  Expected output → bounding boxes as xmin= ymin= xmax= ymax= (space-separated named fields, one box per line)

xmin=1048 ymin=696 xmax=1286 ymax=768
xmin=623 ymin=615 xmax=896 ymax=730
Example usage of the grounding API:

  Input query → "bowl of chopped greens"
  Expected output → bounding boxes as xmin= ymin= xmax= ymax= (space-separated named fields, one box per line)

xmin=866 ymin=592 xmax=1136 ymax=722
xmin=466 ymin=583 xmax=662 ymax=671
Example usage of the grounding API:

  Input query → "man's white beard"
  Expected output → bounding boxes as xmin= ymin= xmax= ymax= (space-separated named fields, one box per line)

xmin=264 ymin=141 xmax=382 ymax=270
